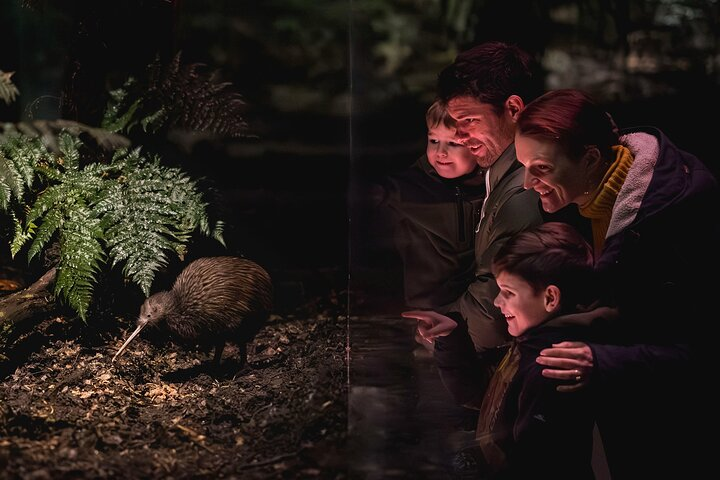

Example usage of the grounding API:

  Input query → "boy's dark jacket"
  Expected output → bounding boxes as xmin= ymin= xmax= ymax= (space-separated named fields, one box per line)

xmin=375 ymin=154 xmax=485 ymax=310
xmin=478 ymin=324 xmax=596 ymax=480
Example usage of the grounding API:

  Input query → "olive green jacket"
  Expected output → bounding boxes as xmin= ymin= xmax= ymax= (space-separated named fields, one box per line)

xmin=445 ymin=143 xmax=544 ymax=351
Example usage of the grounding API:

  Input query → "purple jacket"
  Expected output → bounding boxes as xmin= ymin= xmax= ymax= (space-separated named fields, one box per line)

xmin=588 ymin=127 xmax=718 ymax=479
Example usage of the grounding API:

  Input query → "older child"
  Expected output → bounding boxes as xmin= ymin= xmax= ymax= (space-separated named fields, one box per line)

xmin=405 ymin=222 xmax=599 ymax=478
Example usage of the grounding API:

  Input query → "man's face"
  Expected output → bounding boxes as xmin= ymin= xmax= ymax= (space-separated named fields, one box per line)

xmin=446 ymin=95 xmax=517 ymax=169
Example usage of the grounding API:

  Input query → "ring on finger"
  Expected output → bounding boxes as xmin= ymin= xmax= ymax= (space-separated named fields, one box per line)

xmin=574 ymin=369 xmax=582 ymax=381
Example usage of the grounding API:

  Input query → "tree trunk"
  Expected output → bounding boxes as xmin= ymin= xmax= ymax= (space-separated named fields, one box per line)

xmin=0 ymin=268 xmax=57 ymax=342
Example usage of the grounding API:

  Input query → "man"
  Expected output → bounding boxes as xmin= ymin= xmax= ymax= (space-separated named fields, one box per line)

xmin=405 ymin=41 xmax=548 ymax=409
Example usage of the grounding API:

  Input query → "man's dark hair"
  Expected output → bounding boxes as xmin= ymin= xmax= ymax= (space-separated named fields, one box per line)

xmin=436 ymin=41 xmax=543 ymax=112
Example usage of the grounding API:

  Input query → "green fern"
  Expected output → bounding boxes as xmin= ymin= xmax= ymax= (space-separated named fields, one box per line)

xmin=55 ymin=210 xmax=105 ymax=317
xmin=102 ymin=52 xmax=251 ymax=138
xmin=95 ymin=149 xmax=216 ymax=296
xmin=0 ymin=124 xmax=224 ymax=320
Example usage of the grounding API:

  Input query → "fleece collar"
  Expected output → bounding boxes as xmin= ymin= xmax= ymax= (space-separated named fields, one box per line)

xmin=606 ymin=132 xmax=659 ymax=238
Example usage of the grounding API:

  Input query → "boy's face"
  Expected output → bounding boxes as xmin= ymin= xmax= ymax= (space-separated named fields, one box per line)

xmin=493 ymin=271 xmax=557 ymax=337
xmin=426 ymin=124 xmax=478 ymax=179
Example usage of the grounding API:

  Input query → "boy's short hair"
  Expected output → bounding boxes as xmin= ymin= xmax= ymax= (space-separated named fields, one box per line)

xmin=425 ymin=100 xmax=457 ymax=130
xmin=491 ymin=222 xmax=595 ymax=312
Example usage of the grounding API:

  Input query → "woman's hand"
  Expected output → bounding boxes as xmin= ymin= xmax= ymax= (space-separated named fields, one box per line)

xmin=536 ymin=341 xmax=594 ymax=392
xmin=401 ymin=310 xmax=458 ymax=341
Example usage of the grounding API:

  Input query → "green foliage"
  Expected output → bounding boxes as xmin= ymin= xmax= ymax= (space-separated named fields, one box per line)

xmin=0 ymin=125 xmax=223 ymax=321
xmin=102 ymin=53 xmax=250 ymax=138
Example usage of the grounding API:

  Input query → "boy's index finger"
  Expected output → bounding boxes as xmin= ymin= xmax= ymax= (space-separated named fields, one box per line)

xmin=401 ymin=310 xmax=434 ymax=327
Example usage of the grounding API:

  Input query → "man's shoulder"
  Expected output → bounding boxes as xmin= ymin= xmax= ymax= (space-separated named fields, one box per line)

xmin=492 ymin=186 xmax=541 ymax=221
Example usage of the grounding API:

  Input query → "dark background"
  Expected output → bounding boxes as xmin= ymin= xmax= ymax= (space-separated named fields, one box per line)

xmin=1 ymin=0 xmax=719 ymax=312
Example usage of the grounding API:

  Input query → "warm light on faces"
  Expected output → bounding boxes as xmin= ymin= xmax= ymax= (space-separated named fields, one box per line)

xmin=515 ymin=133 xmax=589 ymax=213
xmin=426 ymin=124 xmax=478 ymax=179
xmin=446 ymin=96 xmax=517 ymax=169
xmin=493 ymin=271 xmax=558 ymax=337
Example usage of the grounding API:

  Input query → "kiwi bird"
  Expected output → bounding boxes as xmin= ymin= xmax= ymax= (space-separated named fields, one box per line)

xmin=112 ymin=256 xmax=273 ymax=368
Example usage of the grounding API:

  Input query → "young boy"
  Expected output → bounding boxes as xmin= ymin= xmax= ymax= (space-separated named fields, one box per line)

xmin=405 ymin=222 xmax=599 ymax=478
xmin=373 ymin=100 xmax=485 ymax=322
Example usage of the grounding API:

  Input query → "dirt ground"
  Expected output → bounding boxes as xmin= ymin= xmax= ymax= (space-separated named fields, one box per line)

xmin=0 ymin=290 xmax=348 ymax=479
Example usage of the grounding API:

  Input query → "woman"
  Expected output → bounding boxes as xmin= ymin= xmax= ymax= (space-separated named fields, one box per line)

xmin=514 ymin=88 xmax=719 ymax=479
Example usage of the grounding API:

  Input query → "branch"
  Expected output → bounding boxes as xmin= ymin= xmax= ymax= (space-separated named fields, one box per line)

xmin=0 ymin=268 xmax=58 ymax=344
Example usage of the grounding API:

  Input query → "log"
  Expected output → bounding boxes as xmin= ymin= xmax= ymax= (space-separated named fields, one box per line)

xmin=0 ymin=268 xmax=57 ymax=342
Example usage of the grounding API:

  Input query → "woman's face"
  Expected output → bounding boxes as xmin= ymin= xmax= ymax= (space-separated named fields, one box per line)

xmin=515 ymin=133 xmax=588 ymax=213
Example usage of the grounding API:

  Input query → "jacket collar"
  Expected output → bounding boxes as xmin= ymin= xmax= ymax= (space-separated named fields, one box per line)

xmin=487 ymin=142 xmax=520 ymax=192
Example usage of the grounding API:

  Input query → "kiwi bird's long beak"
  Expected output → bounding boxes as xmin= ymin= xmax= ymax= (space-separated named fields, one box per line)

xmin=112 ymin=322 xmax=147 ymax=362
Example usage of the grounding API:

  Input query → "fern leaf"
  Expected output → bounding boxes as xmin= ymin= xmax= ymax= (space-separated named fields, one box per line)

xmin=55 ymin=212 xmax=105 ymax=321
xmin=56 ymin=132 xmax=82 ymax=170
xmin=27 ymin=207 xmax=63 ymax=261
xmin=94 ymin=152 xmax=214 ymax=295
xmin=0 ymin=133 xmax=48 ymax=199
xmin=1 ymin=118 xmax=224 ymax=318
xmin=26 ymin=183 xmax=68 ymax=225
xmin=0 ymin=155 xmax=17 ymax=210
xmin=0 ymin=71 xmax=19 ymax=105
xmin=211 ymin=220 xmax=226 ymax=247
xmin=104 ymin=52 xmax=250 ymax=138
xmin=10 ymin=212 xmax=35 ymax=258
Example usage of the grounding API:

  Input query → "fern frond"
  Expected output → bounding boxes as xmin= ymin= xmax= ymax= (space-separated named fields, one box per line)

xmin=25 ymin=159 xmax=111 ymax=261
xmin=55 ymin=211 xmax=105 ymax=321
xmin=94 ymin=153 xmax=214 ymax=295
xmin=1 ymin=120 xmax=225 ymax=318
xmin=56 ymin=132 xmax=82 ymax=170
xmin=27 ymin=207 xmax=63 ymax=261
xmin=0 ymin=71 xmax=19 ymax=105
xmin=0 ymin=155 xmax=18 ymax=210
xmin=1 ymin=120 xmax=130 ymax=155
xmin=10 ymin=212 xmax=35 ymax=258
xmin=0 ymin=133 xmax=49 ymax=200
xmin=211 ymin=220 xmax=226 ymax=247
xmin=102 ymin=83 xmax=143 ymax=134
xmin=26 ymin=184 xmax=67 ymax=225
xmin=104 ymin=52 xmax=250 ymax=138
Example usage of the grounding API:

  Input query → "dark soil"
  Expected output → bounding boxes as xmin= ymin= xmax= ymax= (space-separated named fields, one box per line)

xmin=0 ymin=293 xmax=347 ymax=479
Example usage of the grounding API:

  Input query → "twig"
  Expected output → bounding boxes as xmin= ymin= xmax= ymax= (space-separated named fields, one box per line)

xmin=172 ymin=421 xmax=214 ymax=453
xmin=237 ymin=451 xmax=299 ymax=470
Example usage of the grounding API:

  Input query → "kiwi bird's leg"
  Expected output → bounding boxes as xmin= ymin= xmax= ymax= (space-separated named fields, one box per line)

xmin=212 ymin=340 xmax=226 ymax=368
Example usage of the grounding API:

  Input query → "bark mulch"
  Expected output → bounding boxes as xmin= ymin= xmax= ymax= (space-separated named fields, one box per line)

xmin=0 ymin=295 xmax=347 ymax=480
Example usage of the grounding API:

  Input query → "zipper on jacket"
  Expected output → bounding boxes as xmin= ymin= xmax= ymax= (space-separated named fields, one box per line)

xmin=455 ymin=186 xmax=465 ymax=242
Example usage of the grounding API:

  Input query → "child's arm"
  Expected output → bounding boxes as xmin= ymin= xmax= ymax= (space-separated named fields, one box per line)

xmin=402 ymin=310 xmax=500 ymax=409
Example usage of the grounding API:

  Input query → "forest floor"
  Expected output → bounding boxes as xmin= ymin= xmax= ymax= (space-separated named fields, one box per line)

xmin=0 ymin=288 xmax=348 ymax=480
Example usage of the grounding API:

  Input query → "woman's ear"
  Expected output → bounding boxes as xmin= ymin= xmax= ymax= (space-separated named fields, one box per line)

xmin=544 ymin=285 xmax=561 ymax=314
xmin=506 ymin=95 xmax=524 ymax=121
